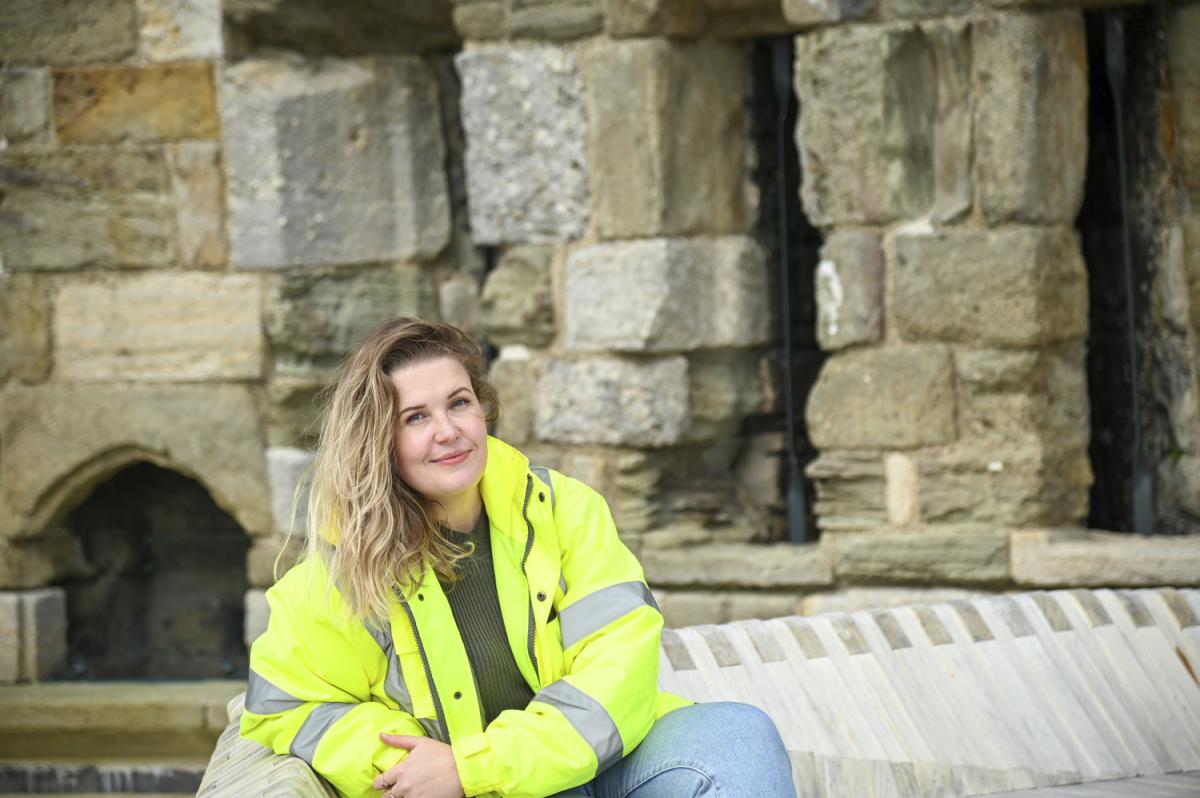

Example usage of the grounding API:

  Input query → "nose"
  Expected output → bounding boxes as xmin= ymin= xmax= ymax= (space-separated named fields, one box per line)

xmin=431 ymin=411 xmax=457 ymax=443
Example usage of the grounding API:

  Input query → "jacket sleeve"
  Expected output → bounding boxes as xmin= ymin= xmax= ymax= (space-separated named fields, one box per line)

xmin=451 ymin=477 xmax=665 ymax=798
xmin=239 ymin=568 xmax=427 ymax=798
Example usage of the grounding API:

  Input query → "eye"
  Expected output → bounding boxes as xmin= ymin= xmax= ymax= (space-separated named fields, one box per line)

xmin=403 ymin=412 xmax=426 ymax=426
xmin=450 ymin=397 xmax=472 ymax=410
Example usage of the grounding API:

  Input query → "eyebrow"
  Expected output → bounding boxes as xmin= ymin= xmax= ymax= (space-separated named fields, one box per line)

xmin=397 ymin=386 xmax=471 ymax=417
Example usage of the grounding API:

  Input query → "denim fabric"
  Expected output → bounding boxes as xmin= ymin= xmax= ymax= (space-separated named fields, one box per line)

xmin=548 ymin=701 xmax=797 ymax=798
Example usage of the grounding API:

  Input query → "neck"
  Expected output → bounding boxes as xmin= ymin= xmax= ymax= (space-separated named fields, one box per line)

xmin=438 ymin=488 xmax=483 ymax=533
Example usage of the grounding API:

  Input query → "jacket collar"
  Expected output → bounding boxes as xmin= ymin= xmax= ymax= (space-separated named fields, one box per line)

xmin=478 ymin=435 xmax=532 ymax=542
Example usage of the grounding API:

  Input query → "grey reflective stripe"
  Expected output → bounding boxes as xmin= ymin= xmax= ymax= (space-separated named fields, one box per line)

xmin=531 ymin=465 xmax=555 ymax=508
xmin=245 ymin=668 xmax=306 ymax=715
xmin=534 ymin=680 xmax=623 ymax=773
xmin=559 ymin=581 xmax=659 ymax=650
xmin=365 ymin=619 xmax=413 ymax=714
xmin=559 ymin=574 xmax=568 ymax=596
xmin=290 ymin=702 xmax=357 ymax=764
xmin=418 ymin=716 xmax=448 ymax=743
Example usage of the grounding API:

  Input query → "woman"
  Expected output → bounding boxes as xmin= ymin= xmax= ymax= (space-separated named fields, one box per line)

xmin=241 ymin=318 xmax=796 ymax=798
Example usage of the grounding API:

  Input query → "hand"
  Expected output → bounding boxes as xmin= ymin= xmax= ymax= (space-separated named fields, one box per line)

xmin=373 ymin=734 xmax=465 ymax=798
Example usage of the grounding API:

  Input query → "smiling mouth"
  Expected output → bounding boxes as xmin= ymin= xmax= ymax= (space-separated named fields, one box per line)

xmin=433 ymin=450 xmax=470 ymax=465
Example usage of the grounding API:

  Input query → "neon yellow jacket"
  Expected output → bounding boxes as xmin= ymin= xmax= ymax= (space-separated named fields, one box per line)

xmin=240 ymin=436 xmax=690 ymax=797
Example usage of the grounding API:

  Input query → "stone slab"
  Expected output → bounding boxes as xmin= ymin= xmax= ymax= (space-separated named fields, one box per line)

xmin=1012 ymin=529 xmax=1200 ymax=588
xmin=244 ymin=589 xmax=269 ymax=647
xmin=489 ymin=349 xmax=537 ymax=445
xmin=894 ymin=227 xmax=1088 ymax=347
xmin=830 ymin=528 xmax=1011 ymax=584
xmin=136 ymin=0 xmax=223 ymax=62
xmin=782 ymin=0 xmax=873 ymax=27
xmin=18 ymin=588 xmax=66 ymax=682
xmin=807 ymin=452 xmax=888 ymax=532
xmin=222 ymin=56 xmax=450 ymax=268
xmin=0 ymin=595 xmax=20 ymax=683
xmin=52 ymin=64 xmax=219 ymax=143
xmin=0 ymin=383 xmax=272 ymax=541
xmin=565 ymin=237 xmax=769 ymax=352
xmin=480 ymin=245 xmax=556 ymax=348
xmin=974 ymin=10 xmax=1087 ymax=225
xmin=508 ymin=0 xmax=604 ymax=38
xmin=456 ymin=45 xmax=588 ymax=244
xmin=536 ymin=355 xmax=688 ymax=446
xmin=0 ymin=0 xmax=139 ymax=66
xmin=806 ymin=346 xmax=956 ymax=449
xmin=0 ymin=68 xmax=52 ymax=149
xmin=642 ymin=543 xmax=832 ymax=589
xmin=266 ymin=447 xmax=313 ymax=537
xmin=815 ymin=231 xmax=884 ymax=351
xmin=54 ymin=273 xmax=263 ymax=382
xmin=582 ymin=40 xmax=748 ymax=239
xmin=166 ymin=141 xmax=228 ymax=268
xmin=799 ymin=586 xmax=991 ymax=615
xmin=602 ymin=0 xmax=708 ymax=37
xmin=0 ymin=273 xmax=52 ymax=385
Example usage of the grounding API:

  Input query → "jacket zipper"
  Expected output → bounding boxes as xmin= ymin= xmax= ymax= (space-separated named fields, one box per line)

xmin=400 ymin=597 xmax=449 ymax=742
xmin=519 ymin=475 xmax=540 ymax=683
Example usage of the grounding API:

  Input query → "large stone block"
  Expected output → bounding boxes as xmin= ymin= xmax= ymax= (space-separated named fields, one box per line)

xmin=805 ymin=346 xmax=956 ymax=449
xmin=1168 ymin=5 xmax=1200 ymax=197
xmin=0 ymin=68 xmax=52 ymax=149
xmin=815 ymin=231 xmax=884 ymax=351
xmin=222 ymin=56 xmax=450 ymax=269
xmin=799 ymin=585 xmax=991 ymax=615
xmin=0 ymin=274 xmax=52 ymax=385
xmin=490 ymin=349 xmax=538 ymax=445
xmin=0 ymin=595 xmax=17 ymax=682
xmin=265 ymin=265 xmax=438 ymax=377
xmin=602 ymin=0 xmax=707 ymax=37
xmin=0 ymin=0 xmax=139 ymax=66
xmin=0 ymin=149 xmax=179 ymax=271
xmin=266 ymin=448 xmax=314 ymax=537
xmin=52 ymin=64 xmax=219 ymax=143
xmin=54 ymin=273 xmax=263 ymax=382
xmin=457 ymin=46 xmax=589 ymax=244
xmin=894 ymin=227 xmax=1088 ymax=347
xmin=19 ymin=589 xmax=67 ymax=682
xmin=565 ymin=237 xmax=769 ymax=352
xmin=974 ymin=11 xmax=1087 ymax=224
xmin=136 ymin=0 xmax=223 ymax=62
xmin=166 ymin=141 xmax=227 ymax=268
xmin=1012 ymin=528 xmax=1200 ymax=587
xmin=264 ymin=377 xmax=325 ymax=448
xmin=536 ymin=356 xmax=688 ymax=446
xmin=582 ymin=40 xmax=748 ymax=239
xmin=957 ymin=344 xmax=1089 ymax=444
xmin=244 ymin=589 xmax=270 ymax=647
xmin=452 ymin=1 xmax=507 ymax=40
xmin=480 ymin=245 xmax=556 ymax=348
xmin=807 ymin=452 xmax=887 ymax=531
xmin=509 ymin=0 xmax=604 ymax=38
xmin=0 ymin=384 xmax=273 ymax=541
xmin=686 ymin=350 xmax=772 ymax=442
xmin=830 ymin=528 xmax=1010 ymax=584
xmin=642 ymin=543 xmax=832 ymax=589
xmin=782 ymin=0 xmax=872 ymax=27
xmin=247 ymin=537 xmax=304 ymax=589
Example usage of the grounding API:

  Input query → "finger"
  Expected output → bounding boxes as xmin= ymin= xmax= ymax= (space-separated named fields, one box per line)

xmin=380 ymin=733 xmax=423 ymax=749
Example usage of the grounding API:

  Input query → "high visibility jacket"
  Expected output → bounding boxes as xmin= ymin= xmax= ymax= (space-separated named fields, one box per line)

xmin=240 ymin=436 xmax=690 ymax=798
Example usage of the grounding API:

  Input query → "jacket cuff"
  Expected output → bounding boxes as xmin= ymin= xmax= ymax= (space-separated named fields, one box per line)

xmin=452 ymin=732 xmax=498 ymax=797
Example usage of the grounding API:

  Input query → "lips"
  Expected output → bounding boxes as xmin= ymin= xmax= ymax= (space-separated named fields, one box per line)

xmin=433 ymin=450 xmax=470 ymax=466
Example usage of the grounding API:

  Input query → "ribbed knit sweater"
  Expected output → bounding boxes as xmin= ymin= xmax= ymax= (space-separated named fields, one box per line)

xmin=440 ymin=510 xmax=536 ymax=726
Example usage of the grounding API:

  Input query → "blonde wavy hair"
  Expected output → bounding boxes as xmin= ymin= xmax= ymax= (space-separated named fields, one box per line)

xmin=299 ymin=317 xmax=499 ymax=624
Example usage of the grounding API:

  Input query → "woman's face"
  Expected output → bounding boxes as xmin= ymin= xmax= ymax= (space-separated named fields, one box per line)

xmin=390 ymin=356 xmax=488 ymax=513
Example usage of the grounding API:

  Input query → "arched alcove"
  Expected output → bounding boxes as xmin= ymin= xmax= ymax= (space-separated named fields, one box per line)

xmin=58 ymin=462 xmax=250 ymax=680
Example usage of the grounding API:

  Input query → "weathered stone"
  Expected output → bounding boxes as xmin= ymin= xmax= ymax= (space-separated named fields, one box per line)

xmin=558 ymin=451 xmax=617 ymax=502
xmin=703 ymin=0 xmax=792 ymax=38
xmin=1012 ymin=528 xmax=1200 ymax=587
xmin=0 ymin=0 xmax=139 ymax=66
xmin=894 ymin=227 xmax=1088 ymax=347
xmin=656 ymin=590 xmax=729 ymax=627
xmin=799 ymin=586 xmax=991 ymax=615
xmin=54 ymin=273 xmax=263 ymax=382
xmin=807 ymin=452 xmax=887 ymax=531
xmin=244 ymin=589 xmax=270 ymax=647
xmin=728 ymin=592 xmax=802 ymax=622
xmin=642 ymin=543 xmax=832 ymax=588
xmin=795 ymin=25 xmax=934 ymax=226
xmin=831 ymin=528 xmax=1010 ymax=584
xmin=736 ymin=432 xmax=784 ymax=514
xmin=0 ymin=148 xmax=178 ymax=271
xmin=0 ymin=595 xmax=18 ymax=682
xmin=265 ymin=377 xmax=326 ymax=448
xmin=815 ymin=231 xmax=883 ymax=351
xmin=247 ymin=537 xmax=304 ymax=589
xmin=641 ymin=523 xmax=713 ymax=549
xmin=602 ymin=0 xmax=707 ymax=37
xmin=266 ymin=448 xmax=314 ymax=538
xmin=1168 ymin=5 xmax=1200 ymax=197
xmin=19 ymin=588 xmax=66 ymax=682
xmin=0 ymin=383 xmax=272 ymax=541
xmin=166 ymin=141 xmax=227 ymax=268
xmin=0 ymin=274 xmax=52 ymax=385
xmin=136 ymin=0 xmax=223 ymax=62
xmin=957 ymin=344 xmax=1089 ymax=444
xmin=536 ymin=356 xmax=688 ymax=446
xmin=265 ymin=265 xmax=438 ymax=377
xmin=927 ymin=22 xmax=972 ymax=221
xmin=782 ymin=0 xmax=872 ymax=27
xmin=805 ymin=346 xmax=956 ymax=449
xmin=583 ymin=40 xmax=747 ymax=239
xmin=222 ymin=56 xmax=450 ymax=268
xmin=0 ymin=68 xmax=52 ymax=148
xmin=508 ymin=0 xmax=603 ymax=39
xmin=490 ymin=349 xmax=537 ymax=445
xmin=0 ymin=536 xmax=79 ymax=591
xmin=884 ymin=0 xmax=970 ymax=21
xmin=438 ymin=273 xmax=483 ymax=342
xmin=686 ymin=350 xmax=772 ymax=442
xmin=918 ymin=443 xmax=1091 ymax=527
xmin=974 ymin=11 xmax=1087 ymax=224
xmin=452 ymin=1 xmax=507 ymax=40
xmin=480 ymin=245 xmax=556 ymax=348
xmin=52 ymin=64 xmax=219 ymax=143
xmin=565 ymin=237 xmax=769 ymax=352
xmin=457 ymin=46 xmax=588 ymax=243
xmin=885 ymin=452 xmax=920 ymax=525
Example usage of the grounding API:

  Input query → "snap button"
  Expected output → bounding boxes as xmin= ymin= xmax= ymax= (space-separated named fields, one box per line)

xmin=454 ymin=691 xmax=463 ymax=700
xmin=537 ymin=591 xmax=547 ymax=602
xmin=538 ymin=492 xmax=545 ymax=502
xmin=417 ymin=593 xmax=424 ymax=601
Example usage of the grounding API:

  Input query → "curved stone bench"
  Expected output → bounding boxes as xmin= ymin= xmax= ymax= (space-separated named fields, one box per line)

xmin=198 ymin=588 xmax=1200 ymax=797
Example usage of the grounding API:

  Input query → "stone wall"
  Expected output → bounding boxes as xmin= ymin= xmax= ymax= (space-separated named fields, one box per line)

xmin=3 ymin=0 xmax=1200 ymax=680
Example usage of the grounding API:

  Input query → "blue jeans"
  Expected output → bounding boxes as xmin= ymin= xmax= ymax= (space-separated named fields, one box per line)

xmin=549 ymin=701 xmax=797 ymax=798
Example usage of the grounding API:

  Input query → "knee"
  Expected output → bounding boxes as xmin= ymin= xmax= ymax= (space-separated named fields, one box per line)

xmin=709 ymin=702 xmax=784 ymax=745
